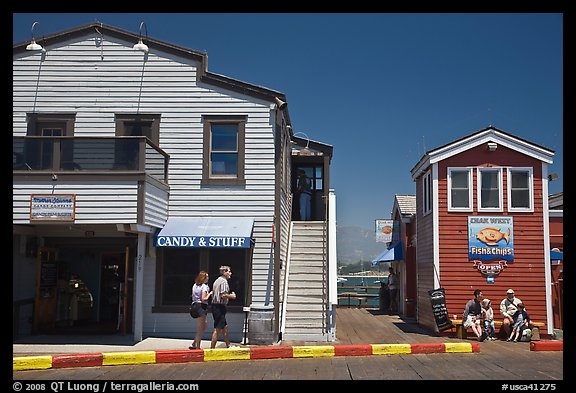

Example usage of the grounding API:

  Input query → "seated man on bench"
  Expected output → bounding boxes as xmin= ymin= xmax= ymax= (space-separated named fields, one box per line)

xmin=462 ymin=289 xmax=487 ymax=341
xmin=500 ymin=288 xmax=523 ymax=338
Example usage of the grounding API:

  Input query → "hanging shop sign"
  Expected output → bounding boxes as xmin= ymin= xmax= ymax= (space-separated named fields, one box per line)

xmin=468 ymin=216 xmax=514 ymax=277
xmin=375 ymin=219 xmax=394 ymax=243
xmin=30 ymin=194 xmax=76 ymax=222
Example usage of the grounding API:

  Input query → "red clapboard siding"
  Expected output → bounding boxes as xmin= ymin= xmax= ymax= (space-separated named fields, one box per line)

xmin=434 ymin=144 xmax=548 ymax=330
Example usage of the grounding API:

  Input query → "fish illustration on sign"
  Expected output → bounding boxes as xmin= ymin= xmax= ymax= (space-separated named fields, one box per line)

xmin=476 ymin=227 xmax=511 ymax=246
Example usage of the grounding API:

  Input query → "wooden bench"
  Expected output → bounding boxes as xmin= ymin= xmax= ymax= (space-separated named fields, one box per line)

xmin=338 ymin=292 xmax=379 ymax=307
xmin=450 ymin=319 xmax=545 ymax=340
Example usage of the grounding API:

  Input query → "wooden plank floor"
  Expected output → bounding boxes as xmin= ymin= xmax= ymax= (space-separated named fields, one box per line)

xmin=282 ymin=306 xmax=560 ymax=352
xmin=334 ymin=307 xmax=449 ymax=345
xmin=282 ymin=307 xmax=452 ymax=346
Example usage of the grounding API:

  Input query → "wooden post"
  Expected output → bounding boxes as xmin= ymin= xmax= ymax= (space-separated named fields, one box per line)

xmin=122 ymin=246 xmax=129 ymax=335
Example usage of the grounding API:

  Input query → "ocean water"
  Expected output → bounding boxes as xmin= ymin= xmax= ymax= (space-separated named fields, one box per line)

xmin=336 ymin=275 xmax=388 ymax=307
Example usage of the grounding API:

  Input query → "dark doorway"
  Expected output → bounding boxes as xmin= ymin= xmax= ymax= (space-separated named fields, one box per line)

xmin=292 ymin=164 xmax=324 ymax=221
xmin=99 ymin=252 xmax=125 ymax=332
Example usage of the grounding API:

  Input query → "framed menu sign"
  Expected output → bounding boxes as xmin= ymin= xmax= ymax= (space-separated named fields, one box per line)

xmin=428 ymin=288 xmax=453 ymax=331
xmin=30 ymin=194 xmax=76 ymax=222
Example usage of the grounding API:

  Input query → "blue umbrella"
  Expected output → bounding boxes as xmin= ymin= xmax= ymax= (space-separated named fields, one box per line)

xmin=371 ymin=241 xmax=404 ymax=267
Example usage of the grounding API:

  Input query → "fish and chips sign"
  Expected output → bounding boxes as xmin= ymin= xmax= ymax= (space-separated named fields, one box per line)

xmin=468 ymin=216 xmax=514 ymax=277
xmin=30 ymin=194 xmax=76 ymax=222
xmin=375 ymin=219 xmax=394 ymax=243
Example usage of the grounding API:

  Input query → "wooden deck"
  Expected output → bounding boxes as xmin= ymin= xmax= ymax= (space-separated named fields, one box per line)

xmin=335 ymin=307 xmax=451 ymax=345
xmin=282 ymin=307 xmax=553 ymax=347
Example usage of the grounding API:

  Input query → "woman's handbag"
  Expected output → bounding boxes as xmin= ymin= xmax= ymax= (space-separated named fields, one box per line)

xmin=189 ymin=302 xmax=202 ymax=319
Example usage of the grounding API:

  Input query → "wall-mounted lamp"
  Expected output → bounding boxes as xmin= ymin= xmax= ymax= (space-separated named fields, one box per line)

xmin=26 ymin=21 xmax=46 ymax=52
xmin=133 ymin=22 xmax=149 ymax=53
xmin=293 ymin=131 xmax=310 ymax=155
xmin=487 ymin=142 xmax=498 ymax=152
xmin=275 ymin=97 xmax=287 ymax=110
xmin=548 ymin=173 xmax=559 ymax=182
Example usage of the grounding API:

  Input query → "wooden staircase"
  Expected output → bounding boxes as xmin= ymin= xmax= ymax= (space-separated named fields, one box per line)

xmin=282 ymin=221 xmax=330 ymax=341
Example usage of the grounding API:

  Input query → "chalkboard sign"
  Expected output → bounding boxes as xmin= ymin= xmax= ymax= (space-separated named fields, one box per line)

xmin=40 ymin=262 xmax=57 ymax=288
xmin=428 ymin=288 xmax=453 ymax=331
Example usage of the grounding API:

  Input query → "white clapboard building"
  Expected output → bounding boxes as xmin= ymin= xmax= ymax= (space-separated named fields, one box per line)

xmin=13 ymin=22 xmax=337 ymax=344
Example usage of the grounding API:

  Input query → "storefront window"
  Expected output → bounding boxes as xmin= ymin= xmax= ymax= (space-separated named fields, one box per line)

xmin=157 ymin=248 xmax=247 ymax=309
xmin=161 ymin=249 xmax=201 ymax=305
xmin=207 ymin=249 xmax=247 ymax=307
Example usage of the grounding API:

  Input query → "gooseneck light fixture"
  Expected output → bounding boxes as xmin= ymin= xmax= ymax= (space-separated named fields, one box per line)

xmin=293 ymin=131 xmax=311 ymax=155
xmin=133 ymin=21 xmax=149 ymax=53
xmin=26 ymin=21 xmax=45 ymax=52
xmin=293 ymin=132 xmax=310 ymax=149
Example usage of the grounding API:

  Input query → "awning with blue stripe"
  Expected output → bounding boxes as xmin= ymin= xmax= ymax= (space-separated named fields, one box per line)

xmin=154 ymin=217 xmax=254 ymax=248
xmin=550 ymin=249 xmax=563 ymax=261
xmin=371 ymin=241 xmax=404 ymax=267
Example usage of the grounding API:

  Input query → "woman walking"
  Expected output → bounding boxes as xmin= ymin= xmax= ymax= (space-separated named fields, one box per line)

xmin=190 ymin=271 xmax=212 ymax=349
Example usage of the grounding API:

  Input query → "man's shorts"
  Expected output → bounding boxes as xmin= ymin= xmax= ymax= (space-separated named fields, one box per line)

xmin=463 ymin=315 xmax=478 ymax=328
xmin=212 ymin=304 xmax=228 ymax=329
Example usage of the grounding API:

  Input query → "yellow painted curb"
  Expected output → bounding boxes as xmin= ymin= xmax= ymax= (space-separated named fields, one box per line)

xmin=203 ymin=348 xmax=251 ymax=362
xmin=371 ymin=343 xmax=412 ymax=355
xmin=444 ymin=343 xmax=473 ymax=353
xmin=292 ymin=345 xmax=335 ymax=358
xmin=102 ymin=351 xmax=156 ymax=366
xmin=13 ymin=356 xmax=53 ymax=371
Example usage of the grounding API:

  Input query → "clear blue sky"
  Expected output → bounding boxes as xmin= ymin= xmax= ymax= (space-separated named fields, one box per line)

xmin=13 ymin=13 xmax=563 ymax=231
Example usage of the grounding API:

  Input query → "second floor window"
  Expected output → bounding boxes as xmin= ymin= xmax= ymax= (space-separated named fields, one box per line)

xmin=211 ymin=124 xmax=239 ymax=176
xmin=478 ymin=168 xmax=503 ymax=211
xmin=423 ymin=170 xmax=432 ymax=215
xmin=448 ymin=168 xmax=472 ymax=211
xmin=508 ymin=168 xmax=533 ymax=211
xmin=202 ymin=115 xmax=246 ymax=186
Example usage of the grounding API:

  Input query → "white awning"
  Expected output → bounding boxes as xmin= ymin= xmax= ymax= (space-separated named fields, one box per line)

xmin=154 ymin=217 xmax=254 ymax=248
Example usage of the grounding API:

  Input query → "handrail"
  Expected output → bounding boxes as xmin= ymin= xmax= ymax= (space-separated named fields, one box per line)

xmin=279 ymin=220 xmax=294 ymax=338
xmin=322 ymin=194 xmax=328 ymax=334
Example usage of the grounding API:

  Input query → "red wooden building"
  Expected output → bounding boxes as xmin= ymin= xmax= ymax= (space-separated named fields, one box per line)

xmin=410 ymin=126 xmax=557 ymax=336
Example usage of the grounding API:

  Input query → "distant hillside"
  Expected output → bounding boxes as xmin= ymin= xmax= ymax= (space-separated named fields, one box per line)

xmin=336 ymin=225 xmax=389 ymax=264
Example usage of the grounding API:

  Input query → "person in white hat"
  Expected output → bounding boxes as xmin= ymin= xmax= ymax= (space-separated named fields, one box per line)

xmin=499 ymin=288 xmax=523 ymax=338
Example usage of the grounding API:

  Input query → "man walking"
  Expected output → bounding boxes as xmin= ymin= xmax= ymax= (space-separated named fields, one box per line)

xmin=210 ymin=266 xmax=236 ymax=349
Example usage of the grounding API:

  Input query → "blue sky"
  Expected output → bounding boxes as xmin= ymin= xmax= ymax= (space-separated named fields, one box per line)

xmin=13 ymin=13 xmax=564 ymax=231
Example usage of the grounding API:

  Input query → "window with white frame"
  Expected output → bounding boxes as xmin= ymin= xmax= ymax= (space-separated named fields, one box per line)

xmin=448 ymin=168 xmax=472 ymax=211
xmin=478 ymin=167 xmax=503 ymax=211
xmin=508 ymin=168 xmax=533 ymax=211
xmin=423 ymin=170 xmax=432 ymax=215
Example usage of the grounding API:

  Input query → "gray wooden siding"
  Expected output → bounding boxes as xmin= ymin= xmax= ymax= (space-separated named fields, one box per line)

xmin=13 ymin=181 xmax=139 ymax=224
xmin=14 ymin=34 xmax=280 ymax=333
xmin=415 ymin=172 xmax=437 ymax=331
xmin=143 ymin=182 xmax=169 ymax=228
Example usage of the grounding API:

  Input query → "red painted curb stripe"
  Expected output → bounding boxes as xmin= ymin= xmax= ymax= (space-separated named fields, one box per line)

xmin=471 ymin=343 xmax=481 ymax=352
xmin=250 ymin=346 xmax=294 ymax=359
xmin=52 ymin=353 xmax=103 ymax=368
xmin=155 ymin=349 xmax=204 ymax=363
xmin=333 ymin=344 xmax=372 ymax=357
xmin=410 ymin=343 xmax=446 ymax=354
xmin=530 ymin=341 xmax=563 ymax=351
